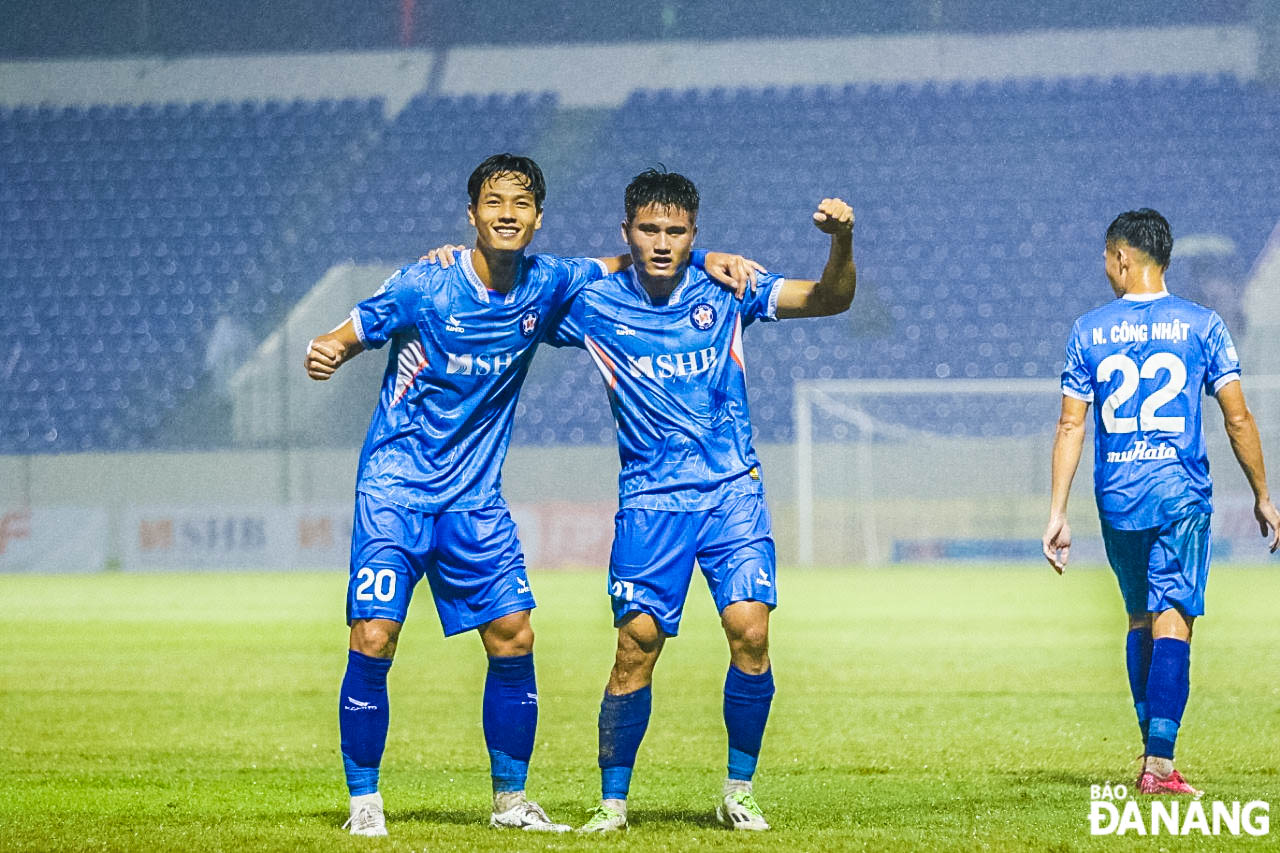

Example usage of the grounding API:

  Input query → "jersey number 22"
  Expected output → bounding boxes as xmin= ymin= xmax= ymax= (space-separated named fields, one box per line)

xmin=1097 ymin=352 xmax=1186 ymax=434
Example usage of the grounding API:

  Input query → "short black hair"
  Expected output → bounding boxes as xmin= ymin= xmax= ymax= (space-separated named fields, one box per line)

xmin=1106 ymin=208 xmax=1173 ymax=269
xmin=468 ymin=153 xmax=546 ymax=210
xmin=624 ymin=167 xmax=699 ymax=223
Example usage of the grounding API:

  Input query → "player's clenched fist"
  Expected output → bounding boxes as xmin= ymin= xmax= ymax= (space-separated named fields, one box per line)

xmin=305 ymin=337 xmax=345 ymax=380
xmin=812 ymin=198 xmax=854 ymax=235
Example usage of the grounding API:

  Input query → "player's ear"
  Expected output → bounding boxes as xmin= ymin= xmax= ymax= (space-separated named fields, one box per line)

xmin=466 ymin=204 xmax=477 ymax=229
xmin=1116 ymin=245 xmax=1130 ymax=275
xmin=620 ymin=220 xmax=629 ymax=245
xmin=533 ymin=208 xmax=543 ymax=231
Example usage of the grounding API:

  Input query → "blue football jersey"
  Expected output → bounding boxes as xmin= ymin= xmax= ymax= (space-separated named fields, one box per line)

xmin=350 ymin=251 xmax=607 ymax=512
xmin=1061 ymin=291 xmax=1241 ymax=530
xmin=550 ymin=265 xmax=786 ymax=510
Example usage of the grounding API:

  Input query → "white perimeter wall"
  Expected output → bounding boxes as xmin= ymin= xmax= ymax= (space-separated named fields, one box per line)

xmin=0 ymin=25 xmax=1259 ymax=114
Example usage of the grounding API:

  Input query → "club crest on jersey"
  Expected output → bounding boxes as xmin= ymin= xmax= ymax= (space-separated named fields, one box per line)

xmin=690 ymin=302 xmax=716 ymax=330
xmin=519 ymin=308 xmax=540 ymax=338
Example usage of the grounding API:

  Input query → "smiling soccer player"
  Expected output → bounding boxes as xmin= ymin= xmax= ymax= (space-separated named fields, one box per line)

xmin=305 ymin=153 xmax=759 ymax=837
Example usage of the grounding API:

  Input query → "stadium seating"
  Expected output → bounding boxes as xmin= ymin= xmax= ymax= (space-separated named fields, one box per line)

xmin=2 ymin=75 xmax=1278 ymax=450
xmin=0 ymin=97 xmax=385 ymax=450
xmin=519 ymin=74 xmax=1280 ymax=442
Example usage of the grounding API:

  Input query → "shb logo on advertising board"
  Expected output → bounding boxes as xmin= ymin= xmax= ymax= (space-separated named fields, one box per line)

xmin=1089 ymin=782 xmax=1269 ymax=837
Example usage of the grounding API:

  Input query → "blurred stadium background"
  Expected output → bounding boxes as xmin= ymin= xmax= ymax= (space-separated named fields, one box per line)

xmin=3 ymin=0 xmax=1280 ymax=573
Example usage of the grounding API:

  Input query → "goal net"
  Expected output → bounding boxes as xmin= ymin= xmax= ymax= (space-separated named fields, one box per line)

xmin=792 ymin=377 xmax=1280 ymax=567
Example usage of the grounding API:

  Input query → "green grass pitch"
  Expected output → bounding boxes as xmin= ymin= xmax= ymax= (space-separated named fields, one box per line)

xmin=2 ymin=565 xmax=1278 ymax=851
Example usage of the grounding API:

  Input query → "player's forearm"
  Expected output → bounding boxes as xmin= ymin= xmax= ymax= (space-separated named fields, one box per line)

xmin=1048 ymin=420 xmax=1085 ymax=516
xmin=304 ymin=319 xmax=365 ymax=380
xmin=320 ymin=332 xmax=364 ymax=366
xmin=811 ymin=231 xmax=856 ymax=315
xmin=1225 ymin=410 xmax=1272 ymax=502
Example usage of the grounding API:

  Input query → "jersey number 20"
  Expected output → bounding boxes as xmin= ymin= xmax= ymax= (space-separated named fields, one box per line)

xmin=1096 ymin=352 xmax=1186 ymax=434
xmin=354 ymin=567 xmax=396 ymax=602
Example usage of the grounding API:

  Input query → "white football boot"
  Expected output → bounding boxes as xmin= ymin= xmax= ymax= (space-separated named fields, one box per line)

xmin=577 ymin=799 xmax=629 ymax=833
xmin=490 ymin=792 xmax=571 ymax=832
xmin=343 ymin=792 xmax=388 ymax=837
xmin=715 ymin=786 xmax=770 ymax=831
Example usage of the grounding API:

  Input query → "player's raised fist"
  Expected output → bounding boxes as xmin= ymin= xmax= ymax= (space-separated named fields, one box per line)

xmin=304 ymin=337 xmax=344 ymax=381
xmin=812 ymin=198 xmax=854 ymax=235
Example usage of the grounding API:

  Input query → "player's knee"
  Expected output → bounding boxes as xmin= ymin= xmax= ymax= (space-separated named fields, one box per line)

xmin=619 ymin=613 xmax=663 ymax=654
xmin=480 ymin=612 xmax=534 ymax=656
xmin=730 ymin=620 xmax=769 ymax=657
xmin=1151 ymin=608 xmax=1193 ymax=641
xmin=350 ymin=618 xmax=400 ymax=658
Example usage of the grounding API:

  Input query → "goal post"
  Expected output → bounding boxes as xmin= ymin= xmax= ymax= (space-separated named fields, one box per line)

xmin=794 ymin=378 xmax=1062 ymax=566
xmin=792 ymin=376 xmax=1280 ymax=568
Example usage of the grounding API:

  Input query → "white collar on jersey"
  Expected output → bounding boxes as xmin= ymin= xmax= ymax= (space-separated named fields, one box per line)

xmin=628 ymin=264 xmax=694 ymax=307
xmin=460 ymin=249 xmax=528 ymax=304
xmin=1121 ymin=289 xmax=1170 ymax=302
xmin=459 ymin=249 xmax=491 ymax=303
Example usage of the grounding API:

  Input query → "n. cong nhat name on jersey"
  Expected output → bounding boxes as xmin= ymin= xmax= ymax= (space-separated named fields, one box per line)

xmin=1090 ymin=320 xmax=1192 ymax=346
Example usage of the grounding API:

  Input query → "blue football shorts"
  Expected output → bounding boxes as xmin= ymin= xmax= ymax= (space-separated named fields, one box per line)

xmin=1101 ymin=512 xmax=1212 ymax=617
xmin=347 ymin=493 xmax=535 ymax=636
xmin=608 ymin=490 xmax=777 ymax=637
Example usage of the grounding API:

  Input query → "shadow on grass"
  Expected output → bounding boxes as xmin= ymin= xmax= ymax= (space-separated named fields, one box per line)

xmin=306 ymin=807 xmax=484 ymax=828
xmin=625 ymin=806 xmax=722 ymax=829
xmin=382 ymin=807 xmax=489 ymax=826
xmin=1008 ymin=768 xmax=1098 ymax=787
xmin=307 ymin=805 xmax=727 ymax=832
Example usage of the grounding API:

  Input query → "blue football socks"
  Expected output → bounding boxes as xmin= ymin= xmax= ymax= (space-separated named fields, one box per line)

xmin=483 ymin=653 xmax=538 ymax=793
xmin=339 ymin=649 xmax=393 ymax=796
xmin=1125 ymin=627 xmax=1153 ymax=746
xmin=1145 ymin=637 xmax=1191 ymax=760
xmin=723 ymin=665 xmax=775 ymax=781
xmin=598 ymin=686 xmax=652 ymax=800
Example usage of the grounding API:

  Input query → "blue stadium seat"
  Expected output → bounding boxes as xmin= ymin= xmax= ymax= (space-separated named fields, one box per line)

xmin=3 ymin=76 xmax=1278 ymax=450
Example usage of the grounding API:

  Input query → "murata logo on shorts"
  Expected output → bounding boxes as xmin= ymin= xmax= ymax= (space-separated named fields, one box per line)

xmin=1089 ymin=782 xmax=1269 ymax=836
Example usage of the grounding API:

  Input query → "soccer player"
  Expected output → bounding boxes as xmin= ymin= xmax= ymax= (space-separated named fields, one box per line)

xmin=548 ymin=169 xmax=856 ymax=832
xmin=303 ymin=153 xmax=757 ymax=836
xmin=1042 ymin=208 xmax=1280 ymax=796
